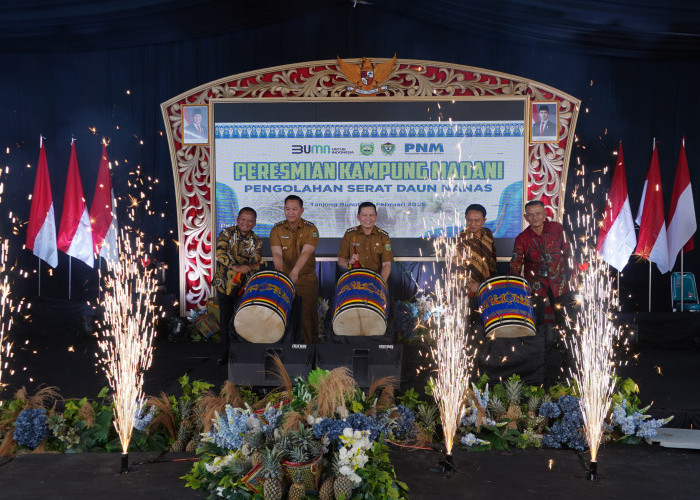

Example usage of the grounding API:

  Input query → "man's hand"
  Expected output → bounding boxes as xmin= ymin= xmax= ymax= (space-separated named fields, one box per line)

xmin=289 ymin=269 xmax=299 ymax=283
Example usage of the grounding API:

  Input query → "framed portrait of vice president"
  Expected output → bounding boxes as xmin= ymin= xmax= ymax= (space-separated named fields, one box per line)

xmin=530 ymin=101 xmax=559 ymax=143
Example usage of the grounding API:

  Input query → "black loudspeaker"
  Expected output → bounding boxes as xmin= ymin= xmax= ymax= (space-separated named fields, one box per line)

xmin=477 ymin=332 xmax=545 ymax=385
xmin=315 ymin=343 xmax=403 ymax=388
xmin=227 ymin=343 xmax=315 ymax=386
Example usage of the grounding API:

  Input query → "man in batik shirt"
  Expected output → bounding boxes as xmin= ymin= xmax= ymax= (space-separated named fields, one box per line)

xmin=213 ymin=207 xmax=263 ymax=362
xmin=454 ymin=203 xmax=497 ymax=294
xmin=509 ymin=199 xmax=574 ymax=327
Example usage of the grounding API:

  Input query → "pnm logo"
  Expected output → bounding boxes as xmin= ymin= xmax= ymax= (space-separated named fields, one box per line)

xmin=381 ymin=142 xmax=395 ymax=155
xmin=292 ymin=144 xmax=331 ymax=154
xmin=404 ymin=143 xmax=444 ymax=154
xmin=360 ymin=143 xmax=374 ymax=156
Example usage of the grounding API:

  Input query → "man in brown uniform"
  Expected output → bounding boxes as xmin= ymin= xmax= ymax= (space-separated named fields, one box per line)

xmin=269 ymin=195 xmax=320 ymax=344
xmin=337 ymin=202 xmax=393 ymax=282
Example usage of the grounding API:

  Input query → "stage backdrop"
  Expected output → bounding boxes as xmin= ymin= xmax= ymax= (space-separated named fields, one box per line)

xmin=161 ymin=58 xmax=580 ymax=314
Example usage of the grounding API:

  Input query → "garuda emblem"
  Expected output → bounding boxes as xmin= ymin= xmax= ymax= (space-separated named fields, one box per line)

xmin=336 ymin=55 xmax=397 ymax=95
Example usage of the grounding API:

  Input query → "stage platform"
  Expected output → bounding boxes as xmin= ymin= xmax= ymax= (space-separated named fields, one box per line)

xmin=0 ymin=445 xmax=698 ymax=499
xmin=1 ymin=301 xmax=699 ymax=497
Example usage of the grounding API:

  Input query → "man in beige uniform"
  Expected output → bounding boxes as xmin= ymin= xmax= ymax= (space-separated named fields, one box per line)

xmin=269 ymin=195 xmax=320 ymax=344
xmin=337 ymin=201 xmax=393 ymax=283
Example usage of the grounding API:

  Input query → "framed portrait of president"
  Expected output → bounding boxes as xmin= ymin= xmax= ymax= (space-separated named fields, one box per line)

xmin=182 ymin=104 xmax=209 ymax=144
xmin=530 ymin=101 xmax=559 ymax=143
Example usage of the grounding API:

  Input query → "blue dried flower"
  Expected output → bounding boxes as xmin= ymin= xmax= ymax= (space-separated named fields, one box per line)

xmin=134 ymin=403 xmax=156 ymax=432
xmin=392 ymin=405 xmax=416 ymax=439
xmin=205 ymin=405 xmax=251 ymax=450
xmin=539 ymin=402 xmax=561 ymax=419
xmin=14 ymin=408 xmax=49 ymax=449
xmin=558 ymin=395 xmax=581 ymax=415
xmin=312 ymin=418 xmax=348 ymax=444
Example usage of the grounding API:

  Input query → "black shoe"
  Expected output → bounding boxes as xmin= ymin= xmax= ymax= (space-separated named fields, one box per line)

xmin=217 ymin=357 xmax=227 ymax=366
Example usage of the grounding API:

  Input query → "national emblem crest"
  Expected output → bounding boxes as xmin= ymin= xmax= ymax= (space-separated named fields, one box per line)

xmin=336 ymin=55 xmax=397 ymax=95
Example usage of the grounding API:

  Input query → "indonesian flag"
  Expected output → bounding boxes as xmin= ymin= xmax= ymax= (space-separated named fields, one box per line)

xmin=597 ymin=142 xmax=636 ymax=270
xmin=25 ymin=137 xmax=58 ymax=268
xmin=57 ymin=140 xmax=94 ymax=268
xmin=634 ymin=142 xmax=670 ymax=273
xmin=667 ymin=138 xmax=696 ymax=267
xmin=89 ymin=143 xmax=118 ymax=263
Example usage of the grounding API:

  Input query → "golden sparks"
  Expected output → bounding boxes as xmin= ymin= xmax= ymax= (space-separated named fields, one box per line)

xmin=97 ymin=230 xmax=158 ymax=453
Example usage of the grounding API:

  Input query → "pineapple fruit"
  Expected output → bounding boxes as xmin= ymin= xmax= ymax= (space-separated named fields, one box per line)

xmin=260 ymin=447 xmax=284 ymax=500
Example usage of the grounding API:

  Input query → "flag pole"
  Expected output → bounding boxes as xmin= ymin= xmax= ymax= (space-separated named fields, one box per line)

xmin=38 ymin=257 xmax=42 ymax=296
xmin=68 ymin=256 xmax=72 ymax=300
xmin=648 ymin=261 xmax=652 ymax=313
xmin=680 ymin=250 xmax=685 ymax=312
xmin=617 ymin=269 xmax=621 ymax=312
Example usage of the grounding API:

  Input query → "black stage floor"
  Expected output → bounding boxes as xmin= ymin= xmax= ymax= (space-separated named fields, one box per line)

xmin=0 ymin=445 xmax=698 ymax=499
xmin=1 ymin=301 xmax=699 ymax=498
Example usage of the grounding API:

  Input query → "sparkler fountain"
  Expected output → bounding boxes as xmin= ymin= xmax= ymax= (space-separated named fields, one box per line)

xmin=565 ymin=170 xmax=622 ymax=481
xmin=0 ymin=171 xmax=25 ymax=400
xmin=429 ymin=207 xmax=473 ymax=473
xmin=97 ymin=229 xmax=158 ymax=473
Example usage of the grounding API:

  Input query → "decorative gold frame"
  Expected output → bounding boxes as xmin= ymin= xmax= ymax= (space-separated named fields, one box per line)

xmin=161 ymin=58 xmax=580 ymax=313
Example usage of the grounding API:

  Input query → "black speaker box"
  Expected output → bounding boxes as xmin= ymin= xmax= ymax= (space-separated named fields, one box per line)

xmin=228 ymin=343 xmax=315 ymax=386
xmin=315 ymin=343 xmax=403 ymax=388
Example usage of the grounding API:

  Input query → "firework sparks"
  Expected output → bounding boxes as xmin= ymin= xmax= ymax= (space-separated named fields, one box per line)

xmin=428 ymin=187 xmax=473 ymax=457
xmin=97 ymin=229 xmax=158 ymax=458
xmin=566 ymin=173 xmax=622 ymax=476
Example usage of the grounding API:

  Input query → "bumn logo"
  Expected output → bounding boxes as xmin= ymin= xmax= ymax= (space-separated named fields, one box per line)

xmin=404 ymin=143 xmax=444 ymax=154
xmin=292 ymin=144 xmax=331 ymax=154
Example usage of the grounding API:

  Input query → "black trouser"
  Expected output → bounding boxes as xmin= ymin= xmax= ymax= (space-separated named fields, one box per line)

xmin=218 ymin=291 xmax=243 ymax=360
xmin=533 ymin=289 xmax=578 ymax=331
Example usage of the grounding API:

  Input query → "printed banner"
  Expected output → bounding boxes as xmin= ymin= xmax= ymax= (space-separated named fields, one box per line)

xmin=214 ymin=121 xmax=525 ymax=239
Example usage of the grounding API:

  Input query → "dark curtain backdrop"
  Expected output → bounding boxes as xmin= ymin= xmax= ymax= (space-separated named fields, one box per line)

xmin=1 ymin=1 xmax=698 ymax=311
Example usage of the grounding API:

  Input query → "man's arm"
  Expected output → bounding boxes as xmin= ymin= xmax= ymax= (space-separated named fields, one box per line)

xmin=270 ymin=246 xmax=284 ymax=272
xmin=380 ymin=261 xmax=391 ymax=283
xmin=337 ymin=232 xmax=351 ymax=269
xmin=290 ymin=244 xmax=315 ymax=283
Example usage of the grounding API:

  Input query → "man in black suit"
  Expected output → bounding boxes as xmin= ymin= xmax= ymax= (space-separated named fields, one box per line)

xmin=184 ymin=109 xmax=208 ymax=142
xmin=533 ymin=105 xmax=556 ymax=138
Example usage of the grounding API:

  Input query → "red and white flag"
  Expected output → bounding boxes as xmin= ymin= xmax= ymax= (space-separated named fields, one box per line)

xmin=667 ymin=138 xmax=696 ymax=267
xmin=25 ymin=137 xmax=58 ymax=268
xmin=89 ymin=143 xmax=118 ymax=263
xmin=57 ymin=140 xmax=94 ymax=268
xmin=597 ymin=142 xmax=636 ymax=270
xmin=634 ymin=142 xmax=670 ymax=273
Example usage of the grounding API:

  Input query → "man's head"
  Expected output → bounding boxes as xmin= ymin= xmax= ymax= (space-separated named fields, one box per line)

xmin=192 ymin=109 xmax=203 ymax=125
xmin=538 ymin=105 xmax=550 ymax=123
xmin=357 ymin=202 xmax=378 ymax=232
xmin=464 ymin=204 xmax=487 ymax=235
xmin=237 ymin=207 xmax=257 ymax=235
xmin=284 ymin=195 xmax=304 ymax=224
xmin=524 ymin=200 xmax=546 ymax=230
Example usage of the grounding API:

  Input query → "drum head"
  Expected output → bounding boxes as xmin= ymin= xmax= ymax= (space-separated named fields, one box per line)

xmin=487 ymin=324 xmax=536 ymax=339
xmin=234 ymin=307 xmax=285 ymax=343
xmin=333 ymin=308 xmax=387 ymax=336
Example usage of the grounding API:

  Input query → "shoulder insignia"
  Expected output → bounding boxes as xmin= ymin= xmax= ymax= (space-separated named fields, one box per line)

xmin=272 ymin=220 xmax=285 ymax=228
xmin=376 ymin=226 xmax=389 ymax=237
xmin=345 ymin=226 xmax=360 ymax=234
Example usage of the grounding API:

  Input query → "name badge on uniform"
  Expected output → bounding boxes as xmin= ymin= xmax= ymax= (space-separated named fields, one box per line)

xmin=280 ymin=235 xmax=290 ymax=239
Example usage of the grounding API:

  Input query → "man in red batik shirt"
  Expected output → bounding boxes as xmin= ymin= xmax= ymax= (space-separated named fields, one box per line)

xmin=509 ymin=199 xmax=575 ymax=328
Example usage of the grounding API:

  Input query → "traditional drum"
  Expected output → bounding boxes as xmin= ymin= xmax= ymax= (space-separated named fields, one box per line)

xmin=234 ymin=270 xmax=295 ymax=343
xmin=332 ymin=269 xmax=387 ymax=336
xmin=477 ymin=275 xmax=536 ymax=339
